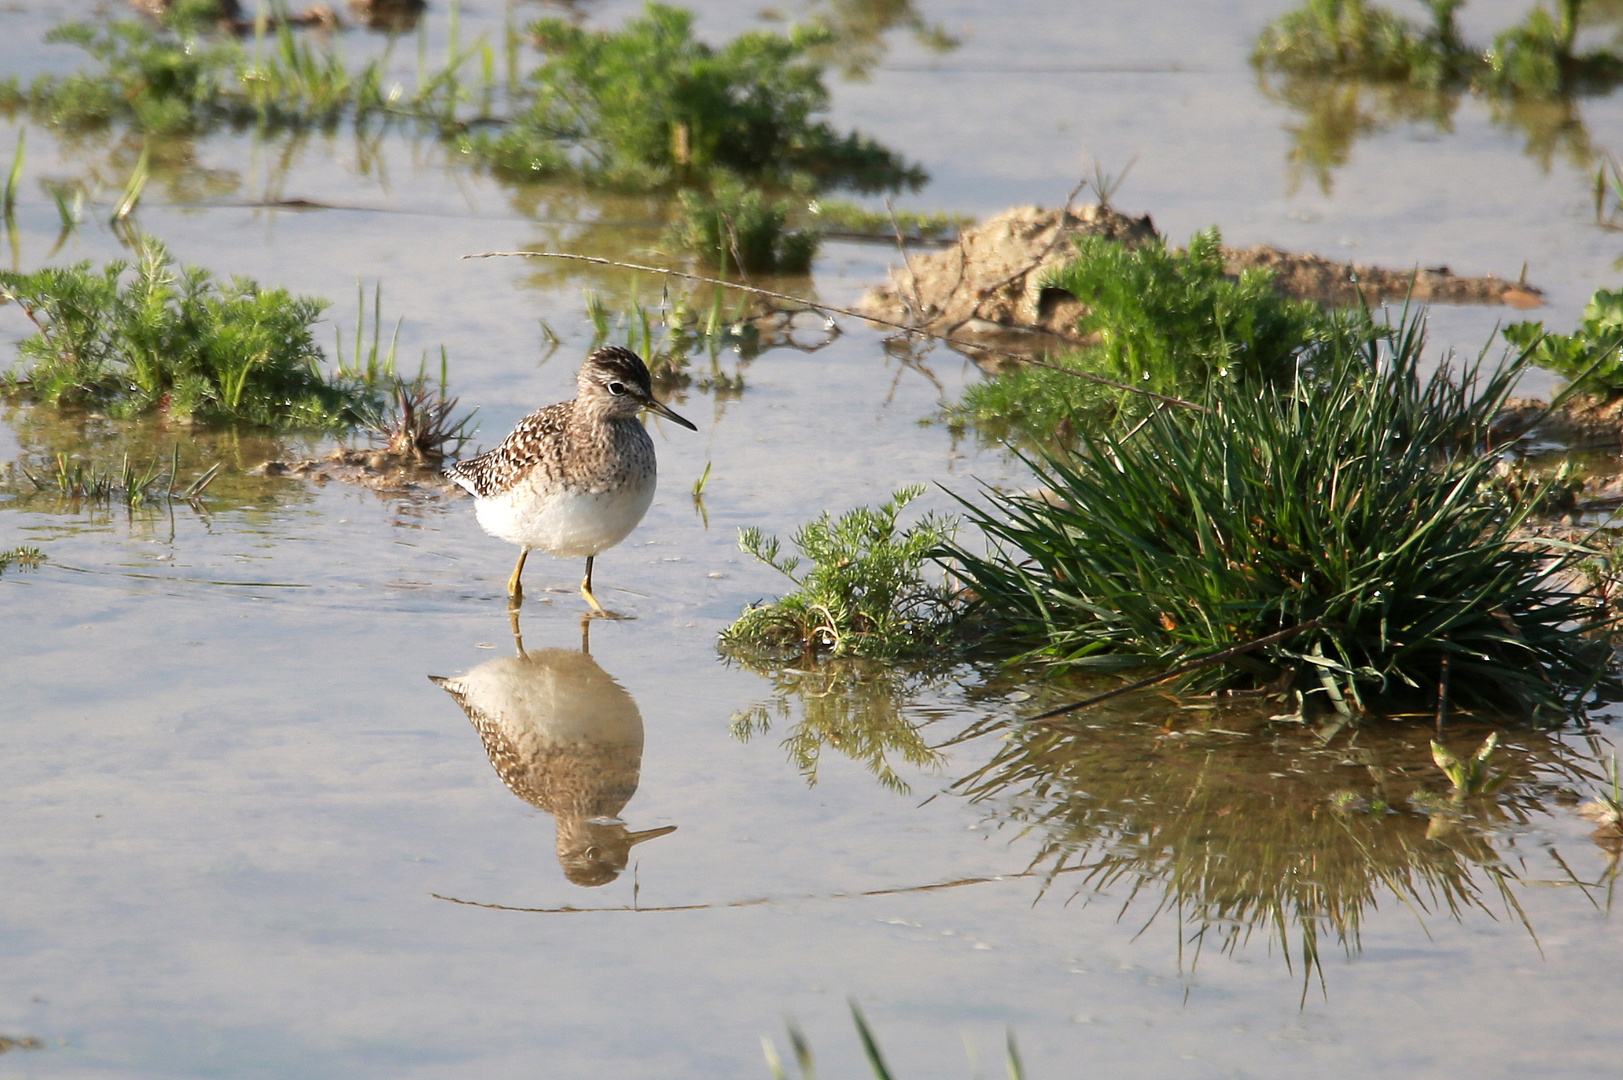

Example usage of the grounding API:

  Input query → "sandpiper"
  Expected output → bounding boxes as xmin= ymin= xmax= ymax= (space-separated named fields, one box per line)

xmin=444 ymin=345 xmax=696 ymax=612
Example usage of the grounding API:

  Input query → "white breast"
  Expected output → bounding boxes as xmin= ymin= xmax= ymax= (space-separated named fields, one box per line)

xmin=474 ymin=470 xmax=656 ymax=558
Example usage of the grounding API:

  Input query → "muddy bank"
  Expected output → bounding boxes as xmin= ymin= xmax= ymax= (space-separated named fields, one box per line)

xmin=252 ymin=447 xmax=462 ymax=495
xmin=858 ymin=205 xmax=1543 ymax=350
xmin=1500 ymin=395 xmax=1623 ymax=452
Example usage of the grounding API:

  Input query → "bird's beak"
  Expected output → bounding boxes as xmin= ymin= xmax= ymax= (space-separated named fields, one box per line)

xmin=626 ymin=825 xmax=678 ymax=846
xmin=645 ymin=397 xmax=698 ymax=431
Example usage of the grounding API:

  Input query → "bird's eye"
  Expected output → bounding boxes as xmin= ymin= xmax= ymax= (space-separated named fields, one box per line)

xmin=606 ymin=381 xmax=627 ymax=396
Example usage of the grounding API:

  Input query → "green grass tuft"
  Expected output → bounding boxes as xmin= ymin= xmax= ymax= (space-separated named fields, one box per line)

xmin=954 ymin=228 xmax=1371 ymax=443
xmin=464 ymin=2 xmax=923 ymax=193
xmin=944 ymin=314 xmax=1614 ymax=718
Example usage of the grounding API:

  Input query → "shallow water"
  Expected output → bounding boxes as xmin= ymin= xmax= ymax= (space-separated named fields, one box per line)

xmin=3 ymin=1 xmax=1623 ymax=1077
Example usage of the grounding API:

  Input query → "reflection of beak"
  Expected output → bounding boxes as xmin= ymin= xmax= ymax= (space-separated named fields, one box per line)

xmin=644 ymin=396 xmax=697 ymax=431
xmin=627 ymin=825 xmax=678 ymax=846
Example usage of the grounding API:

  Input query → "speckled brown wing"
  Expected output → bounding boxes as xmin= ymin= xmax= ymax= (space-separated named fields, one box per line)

xmin=444 ymin=401 xmax=571 ymax=497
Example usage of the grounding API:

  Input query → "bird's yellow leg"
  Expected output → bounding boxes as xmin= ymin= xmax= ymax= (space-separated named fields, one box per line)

xmin=580 ymin=555 xmax=606 ymax=613
xmin=507 ymin=547 xmax=530 ymax=603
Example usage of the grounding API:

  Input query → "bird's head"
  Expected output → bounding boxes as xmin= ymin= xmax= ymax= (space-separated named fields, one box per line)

xmin=578 ymin=345 xmax=697 ymax=430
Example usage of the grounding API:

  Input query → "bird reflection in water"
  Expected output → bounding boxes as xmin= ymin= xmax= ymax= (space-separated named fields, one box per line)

xmin=430 ymin=614 xmax=675 ymax=886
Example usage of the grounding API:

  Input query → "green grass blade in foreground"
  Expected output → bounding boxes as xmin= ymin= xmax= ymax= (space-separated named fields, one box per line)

xmin=944 ymin=309 xmax=1615 ymax=717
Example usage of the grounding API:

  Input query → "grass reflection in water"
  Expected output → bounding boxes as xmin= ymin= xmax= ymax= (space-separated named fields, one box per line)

xmin=736 ymin=659 xmax=1619 ymax=993
xmin=951 ymin=699 xmax=1615 ymax=996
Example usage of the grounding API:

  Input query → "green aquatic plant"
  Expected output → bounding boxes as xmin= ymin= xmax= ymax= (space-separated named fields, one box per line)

xmin=666 ymin=179 xmax=819 ymax=274
xmin=365 ymin=351 xmax=478 ymax=463
xmin=467 ymin=2 xmax=923 ymax=192
xmin=945 ymin=313 xmax=1613 ymax=717
xmin=720 ymin=487 xmax=960 ymax=661
xmin=0 ymin=9 xmax=487 ymax=135
xmin=954 ymin=228 xmax=1370 ymax=441
xmin=0 ymin=546 xmax=45 ymax=577
xmin=1504 ymin=285 xmax=1623 ymax=392
xmin=0 ymin=241 xmax=377 ymax=428
xmin=1432 ymin=732 xmax=1515 ymax=798
xmin=1256 ymin=0 xmax=1623 ymax=97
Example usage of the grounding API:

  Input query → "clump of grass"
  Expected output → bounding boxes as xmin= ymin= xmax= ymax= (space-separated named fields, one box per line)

xmin=810 ymin=199 xmax=975 ymax=242
xmin=944 ymin=314 xmax=1614 ymax=718
xmin=0 ymin=546 xmax=45 ymax=577
xmin=466 ymin=2 xmax=924 ymax=193
xmin=1503 ymin=285 xmax=1623 ymax=392
xmin=368 ymin=351 xmax=478 ymax=463
xmin=719 ymin=487 xmax=960 ymax=661
xmin=954 ymin=229 xmax=1370 ymax=441
xmin=666 ymin=179 xmax=819 ymax=274
xmin=0 ymin=8 xmax=487 ymax=136
xmin=0 ymin=240 xmax=375 ymax=428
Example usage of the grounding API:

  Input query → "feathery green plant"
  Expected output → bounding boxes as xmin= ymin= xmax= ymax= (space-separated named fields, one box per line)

xmin=0 ymin=241 xmax=374 ymax=428
xmin=467 ymin=2 xmax=923 ymax=192
xmin=944 ymin=313 xmax=1614 ymax=718
xmin=1503 ymin=285 xmax=1623 ymax=392
xmin=667 ymin=179 xmax=819 ymax=274
xmin=720 ymin=487 xmax=960 ymax=661
xmin=955 ymin=228 xmax=1370 ymax=441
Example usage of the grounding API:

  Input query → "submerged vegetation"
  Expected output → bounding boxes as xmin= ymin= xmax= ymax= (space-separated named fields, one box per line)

xmin=1 ymin=2 xmax=919 ymax=196
xmin=954 ymin=228 xmax=1370 ymax=438
xmin=13 ymin=445 xmax=220 ymax=507
xmin=1256 ymin=0 xmax=1623 ymax=95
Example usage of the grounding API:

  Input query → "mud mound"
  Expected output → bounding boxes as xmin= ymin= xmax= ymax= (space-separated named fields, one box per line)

xmin=858 ymin=205 xmax=1543 ymax=351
